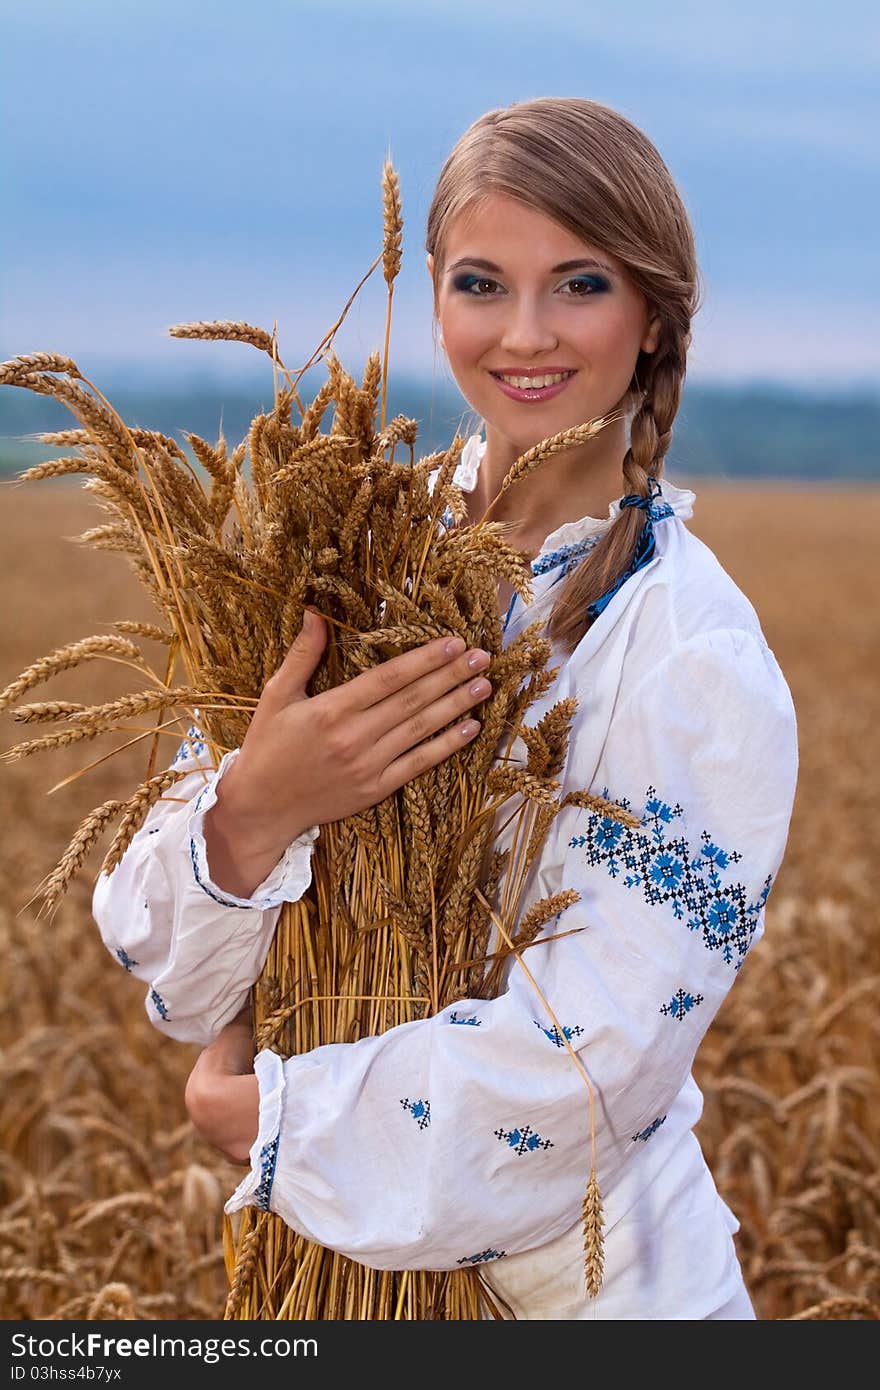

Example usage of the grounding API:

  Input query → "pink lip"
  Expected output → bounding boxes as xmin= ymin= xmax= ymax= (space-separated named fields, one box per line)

xmin=491 ymin=370 xmax=577 ymax=404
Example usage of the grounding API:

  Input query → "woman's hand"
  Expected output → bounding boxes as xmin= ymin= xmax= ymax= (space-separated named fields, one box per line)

xmin=203 ymin=611 xmax=492 ymax=897
xmin=185 ymin=1004 xmax=261 ymax=1166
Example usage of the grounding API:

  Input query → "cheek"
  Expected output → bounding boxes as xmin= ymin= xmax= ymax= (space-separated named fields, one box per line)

xmin=569 ymin=302 xmax=640 ymax=360
xmin=439 ymin=296 xmax=646 ymax=368
xmin=438 ymin=304 xmax=492 ymax=362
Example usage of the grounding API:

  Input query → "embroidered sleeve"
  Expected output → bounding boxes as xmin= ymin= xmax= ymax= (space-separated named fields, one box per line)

xmin=224 ymin=627 xmax=798 ymax=1271
xmin=91 ymin=725 xmax=319 ymax=1047
xmin=188 ymin=748 xmax=320 ymax=910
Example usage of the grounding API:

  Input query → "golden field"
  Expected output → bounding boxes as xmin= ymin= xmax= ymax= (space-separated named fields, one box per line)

xmin=0 ymin=477 xmax=877 ymax=1321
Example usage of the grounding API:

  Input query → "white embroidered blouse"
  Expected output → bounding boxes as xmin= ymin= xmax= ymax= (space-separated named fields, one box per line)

xmin=91 ymin=432 xmax=799 ymax=1318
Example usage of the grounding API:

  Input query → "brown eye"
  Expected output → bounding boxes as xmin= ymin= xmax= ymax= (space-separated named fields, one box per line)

xmin=452 ymin=275 xmax=501 ymax=296
xmin=560 ymin=276 xmax=609 ymax=297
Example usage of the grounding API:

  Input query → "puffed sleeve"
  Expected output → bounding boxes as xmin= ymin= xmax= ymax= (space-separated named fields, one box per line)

xmin=224 ymin=627 xmax=799 ymax=1271
xmin=91 ymin=723 xmax=321 ymax=1046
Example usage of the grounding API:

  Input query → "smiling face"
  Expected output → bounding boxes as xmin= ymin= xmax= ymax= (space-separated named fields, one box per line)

xmin=427 ymin=191 xmax=661 ymax=458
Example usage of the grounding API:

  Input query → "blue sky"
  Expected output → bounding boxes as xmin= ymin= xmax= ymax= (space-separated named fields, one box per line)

xmin=1 ymin=0 xmax=877 ymax=392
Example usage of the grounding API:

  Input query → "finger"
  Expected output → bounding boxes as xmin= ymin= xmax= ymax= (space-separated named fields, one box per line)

xmin=359 ymin=643 xmax=491 ymax=744
xmin=258 ymin=608 xmax=326 ymax=710
xmin=377 ymin=713 xmax=482 ymax=797
xmin=370 ymin=667 xmax=491 ymax=766
xmin=337 ymin=633 xmax=468 ymax=714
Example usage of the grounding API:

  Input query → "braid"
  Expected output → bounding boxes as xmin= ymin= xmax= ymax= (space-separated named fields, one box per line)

xmin=546 ymin=331 xmax=688 ymax=658
xmin=625 ymin=341 xmax=686 ymax=483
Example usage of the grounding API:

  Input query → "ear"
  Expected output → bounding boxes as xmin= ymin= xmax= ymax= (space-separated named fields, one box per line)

xmin=642 ymin=313 xmax=661 ymax=355
xmin=427 ymin=254 xmax=442 ymax=323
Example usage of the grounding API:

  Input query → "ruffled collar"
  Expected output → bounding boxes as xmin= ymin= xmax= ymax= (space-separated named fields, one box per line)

xmin=453 ymin=430 xmax=695 ymax=561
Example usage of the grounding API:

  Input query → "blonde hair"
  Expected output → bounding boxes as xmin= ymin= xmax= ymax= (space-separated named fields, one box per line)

xmin=425 ymin=97 xmax=703 ymax=656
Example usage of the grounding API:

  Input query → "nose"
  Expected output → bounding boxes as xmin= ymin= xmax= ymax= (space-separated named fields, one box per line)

xmin=498 ymin=296 xmax=559 ymax=358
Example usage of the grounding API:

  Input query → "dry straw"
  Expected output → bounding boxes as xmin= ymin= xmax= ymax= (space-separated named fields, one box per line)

xmin=0 ymin=157 xmax=635 ymax=1319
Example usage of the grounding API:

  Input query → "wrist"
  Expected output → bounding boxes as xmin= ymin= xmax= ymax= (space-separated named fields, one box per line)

xmin=197 ymin=750 xmax=315 ymax=900
xmin=211 ymin=761 xmax=305 ymax=862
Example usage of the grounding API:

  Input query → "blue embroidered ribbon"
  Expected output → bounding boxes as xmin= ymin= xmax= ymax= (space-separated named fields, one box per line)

xmin=586 ymin=477 xmax=675 ymax=621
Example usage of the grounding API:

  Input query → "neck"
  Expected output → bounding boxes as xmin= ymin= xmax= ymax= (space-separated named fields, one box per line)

xmin=468 ymin=414 xmax=630 ymax=551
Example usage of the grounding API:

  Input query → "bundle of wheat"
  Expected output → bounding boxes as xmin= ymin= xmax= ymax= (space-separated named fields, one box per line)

xmin=0 ymin=158 xmax=633 ymax=1319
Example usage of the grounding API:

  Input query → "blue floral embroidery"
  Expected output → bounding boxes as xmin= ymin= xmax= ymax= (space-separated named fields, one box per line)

xmin=648 ymin=500 xmax=675 ymax=521
xmin=172 ymin=723 xmax=207 ymax=765
xmin=533 ymin=533 xmax=602 ymax=579
xmin=400 ymin=1097 xmax=431 ymax=1129
xmin=533 ymin=1020 xmax=584 ymax=1048
xmin=586 ymin=482 xmax=674 ymax=620
xmin=660 ymin=988 xmax=704 ymax=1021
xmin=457 ymin=1248 xmax=507 ymax=1265
xmin=505 ymin=537 xmax=606 ymax=637
xmin=448 ymin=1011 xmax=481 ymax=1026
xmin=568 ymin=783 xmax=773 ymax=966
xmin=115 ymin=947 xmax=138 ymax=972
xmin=254 ymin=1135 xmax=279 ymax=1210
xmin=632 ymin=1115 xmax=667 ymax=1143
xmin=150 ymin=987 xmax=169 ymax=1020
xmin=495 ymin=1124 xmax=554 ymax=1155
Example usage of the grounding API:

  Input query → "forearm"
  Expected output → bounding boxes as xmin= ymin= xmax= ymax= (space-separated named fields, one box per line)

xmin=186 ymin=1068 xmax=260 ymax=1166
xmin=97 ymin=746 xmax=317 ymax=1046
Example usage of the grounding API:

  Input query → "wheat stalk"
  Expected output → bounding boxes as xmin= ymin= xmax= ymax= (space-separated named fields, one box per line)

xmin=168 ymin=320 xmax=274 ymax=354
xmin=0 ymin=636 xmax=145 ymax=713
xmin=111 ymin=621 xmax=174 ymax=645
xmin=98 ymin=768 xmax=191 ymax=878
xmin=380 ymin=156 xmax=403 ymax=431
xmin=582 ymin=1171 xmax=605 ymax=1298
xmin=0 ymin=352 xmax=81 ymax=384
xmin=12 ymin=701 xmax=88 ymax=724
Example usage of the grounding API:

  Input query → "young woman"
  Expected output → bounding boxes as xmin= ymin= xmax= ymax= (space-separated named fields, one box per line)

xmin=92 ymin=97 xmax=799 ymax=1319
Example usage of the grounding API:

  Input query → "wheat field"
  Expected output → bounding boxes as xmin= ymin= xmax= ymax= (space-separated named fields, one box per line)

xmin=0 ymin=477 xmax=877 ymax=1321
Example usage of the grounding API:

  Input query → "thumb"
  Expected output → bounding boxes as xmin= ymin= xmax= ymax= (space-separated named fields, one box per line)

xmin=269 ymin=608 xmax=327 ymax=702
xmin=295 ymin=606 xmax=326 ymax=655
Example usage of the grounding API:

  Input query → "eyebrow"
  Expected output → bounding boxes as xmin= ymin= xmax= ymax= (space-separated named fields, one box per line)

xmin=446 ymin=256 xmax=615 ymax=276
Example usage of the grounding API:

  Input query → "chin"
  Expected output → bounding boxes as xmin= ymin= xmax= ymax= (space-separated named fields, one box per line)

xmin=491 ymin=406 xmax=592 ymax=444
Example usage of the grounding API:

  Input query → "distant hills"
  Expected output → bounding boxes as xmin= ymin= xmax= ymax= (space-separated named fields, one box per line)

xmin=0 ymin=373 xmax=877 ymax=481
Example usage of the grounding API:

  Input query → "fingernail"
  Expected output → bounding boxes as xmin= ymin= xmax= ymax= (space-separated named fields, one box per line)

xmin=467 ymin=649 xmax=489 ymax=669
xmin=444 ymin=637 xmax=466 ymax=657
